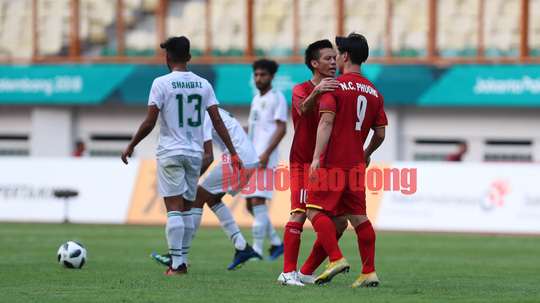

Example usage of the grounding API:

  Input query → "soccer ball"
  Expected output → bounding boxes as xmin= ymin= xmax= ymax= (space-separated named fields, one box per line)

xmin=57 ymin=241 xmax=87 ymax=269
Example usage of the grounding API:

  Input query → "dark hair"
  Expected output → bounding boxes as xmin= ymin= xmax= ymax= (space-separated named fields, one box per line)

xmin=252 ymin=58 xmax=278 ymax=75
xmin=335 ymin=32 xmax=369 ymax=65
xmin=304 ymin=39 xmax=334 ymax=72
xmin=160 ymin=36 xmax=190 ymax=63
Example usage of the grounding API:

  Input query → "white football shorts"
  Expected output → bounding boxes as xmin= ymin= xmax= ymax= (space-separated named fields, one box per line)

xmin=157 ymin=155 xmax=202 ymax=201
xmin=242 ymin=165 xmax=276 ymax=200
xmin=200 ymin=162 xmax=259 ymax=196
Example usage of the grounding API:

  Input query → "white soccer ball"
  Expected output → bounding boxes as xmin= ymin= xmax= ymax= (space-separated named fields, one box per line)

xmin=57 ymin=241 xmax=87 ymax=269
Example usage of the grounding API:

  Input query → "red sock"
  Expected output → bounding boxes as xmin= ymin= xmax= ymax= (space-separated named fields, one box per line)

xmin=283 ymin=221 xmax=303 ymax=273
xmin=310 ymin=213 xmax=342 ymax=262
xmin=355 ymin=220 xmax=376 ymax=274
xmin=300 ymin=232 xmax=343 ymax=274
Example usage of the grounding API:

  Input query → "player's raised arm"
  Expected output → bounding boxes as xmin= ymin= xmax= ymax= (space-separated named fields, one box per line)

xmin=207 ymin=105 xmax=243 ymax=171
xmin=121 ymin=105 xmax=159 ymax=164
xmin=300 ymin=78 xmax=340 ymax=115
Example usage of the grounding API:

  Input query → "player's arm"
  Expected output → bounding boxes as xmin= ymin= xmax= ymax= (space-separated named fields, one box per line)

xmin=300 ymin=78 xmax=340 ymax=115
xmin=207 ymin=105 xmax=243 ymax=170
xmin=201 ymin=140 xmax=214 ymax=175
xmin=364 ymin=127 xmax=386 ymax=167
xmin=311 ymin=112 xmax=335 ymax=172
xmin=121 ymin=105 xmax=159 ymax=164
xmin=259 ymin=120 xmax=286 ymax=168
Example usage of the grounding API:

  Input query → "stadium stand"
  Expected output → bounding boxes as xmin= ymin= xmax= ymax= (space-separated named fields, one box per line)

xmin=0 ymin=0 xmax=539 ymax=60
xmin=0 ymin=0 xmax=539 ymax=59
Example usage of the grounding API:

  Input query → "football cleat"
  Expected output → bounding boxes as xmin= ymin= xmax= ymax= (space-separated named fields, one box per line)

xmin=249 ymin=252 xmax=263 ymax=261
xmin=314 ymin=257 xmax=350 ymax=285
xmin=266 ymin=244 xmax=284 ymax=261
xmin=163 ymin=263 xmax=187 ymax=275
xmin=150 ymin=253 xmax=171 ymax=267
xmin=351 ymin=271 xmax=379 ymax=288
xmin=277 ymin=271 xmax=305 ymax=286
xmin=298 ymin=271 xmax=318 ymax=284
xmin=227 ymin=244 xmax=258 ymax=270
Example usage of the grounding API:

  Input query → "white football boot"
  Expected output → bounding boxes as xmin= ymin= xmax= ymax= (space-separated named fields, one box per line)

xmin=277 ymin=271 xmax=305 ymax=286
xmin=298 ymin=271 xmax=318 ymax=284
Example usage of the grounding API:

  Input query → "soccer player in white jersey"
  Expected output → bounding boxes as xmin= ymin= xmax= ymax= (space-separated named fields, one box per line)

xmin=150 ymin=108 xmax=260 ymax=270
xmin=244 ymin=59 xmax=288 ymax=260
xmin=121 ymin=36 xmax=242 ymax=275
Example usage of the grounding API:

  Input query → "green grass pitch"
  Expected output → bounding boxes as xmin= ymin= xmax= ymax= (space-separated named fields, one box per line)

xmin=1 ymin=223 xmax=539 ymax=302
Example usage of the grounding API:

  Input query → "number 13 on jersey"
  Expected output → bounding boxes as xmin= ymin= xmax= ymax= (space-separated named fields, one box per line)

xmin=176 ymin=94 xmax=202 ymax=127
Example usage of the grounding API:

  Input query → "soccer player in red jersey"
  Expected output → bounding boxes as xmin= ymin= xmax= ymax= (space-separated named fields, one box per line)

xmin=278 ymin=40 xmax=348 ymax=286
xmin=306 ymin=33 xmax=387 ymax=287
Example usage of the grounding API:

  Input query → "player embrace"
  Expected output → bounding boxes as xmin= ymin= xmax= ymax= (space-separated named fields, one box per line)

xmin=307 ymin=33 xmax=387 ymax=287
xmin=278 ymin=39 xmax=348 ymax=286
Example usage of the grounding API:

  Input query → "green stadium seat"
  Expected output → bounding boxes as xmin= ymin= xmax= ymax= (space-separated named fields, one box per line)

xmin=211 ymin=49 xmax=227 ymax=57
xmin=190 ymin=48 xmax=204 ymax=57
xmin=101 ymin=45 xmax=118 ymax=57
xmin=255 ymin=48 xmax=266 ymax=57
xmin=125 ymin=48 xmax=140 ymax=57
xmin=506 ymin=48 xmax=519 ymax=57
xmin=369 ymin=48 xmax=385 ymax=58
xmin=141 ymin=49 xmax=156 ymax=57
xmin=226 ymin=49 xmax=244 ymax=57
xmin=394 ymin=48 xmax=419 ymax=57
xmin=269 ymin=47 xmax=292 ymax=57
xmin=459 ymin=47 xmax=477 ymax=57
xmin=529 ymin=48 xmax=540 ymax=57
xmin=439 ymin=48 xmax=460 ymax=58
xmin=484 ymin=47 xmax=505 ymax=58
xmin=297 ymin=47 xmax=307 ymax=57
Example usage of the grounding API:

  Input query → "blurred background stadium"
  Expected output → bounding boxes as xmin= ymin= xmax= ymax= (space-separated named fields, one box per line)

xmin=1 ymin=0 xmax=540 ymax=234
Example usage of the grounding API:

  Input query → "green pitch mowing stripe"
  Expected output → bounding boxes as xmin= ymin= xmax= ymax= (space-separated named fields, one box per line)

xmin=0 ymin=223 xmax=539 ymax=302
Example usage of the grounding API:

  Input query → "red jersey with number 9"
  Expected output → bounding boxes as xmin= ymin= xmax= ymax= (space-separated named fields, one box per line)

xmin=318 ymin=72 xmax=387 ymax=170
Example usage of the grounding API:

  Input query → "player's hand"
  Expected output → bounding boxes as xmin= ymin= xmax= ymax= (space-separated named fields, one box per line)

xmin=365 ymin=155 xmax=371 ymax=168
xmin=121 ymin=146 xmax=134 ymax=164
xmin=315 ymin=78 xmax=340 ymax=95
xmin=258 ymin=153 xmax=269 ymax=169
xmin=231 ymin=155 xmax=244 ymax=172
xmin=310 ymin=158 xmax=320 ymax=180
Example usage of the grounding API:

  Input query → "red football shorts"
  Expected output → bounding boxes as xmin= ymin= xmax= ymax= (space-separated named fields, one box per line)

xmin=289 ymin=164 xmax=307 ymax=213
xmin=306 ymin=168 xmax=366 ymax=216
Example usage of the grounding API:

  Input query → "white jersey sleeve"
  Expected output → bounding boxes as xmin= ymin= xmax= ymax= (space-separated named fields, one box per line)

xmin=273 ymin=90 xmax=288 ymax=122
xmin=205 ymin=81 xmax=219 ymax=109
xmin=148 ymin=79 xmax=163 ymax=108
xmin=203 ymin=112 xmax=213 ymax=142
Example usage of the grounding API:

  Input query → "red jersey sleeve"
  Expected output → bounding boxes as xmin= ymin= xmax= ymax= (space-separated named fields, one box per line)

xmin=318 ymin=92 xmax=337 ymax=116
xmin=372 ymin=95 xmax=388 ymax=128
xmin=292 ymin=85 xmax=306 ymax=117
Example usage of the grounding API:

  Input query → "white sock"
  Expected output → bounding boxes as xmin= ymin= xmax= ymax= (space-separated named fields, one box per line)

xmin=166 ymin=211 xmax=184 ymax=269
xmin=191 ymin=207 xmax=203 ymax=240
xmin=181 ymin=211 xmax=194 ymax=266
xmin=252 ymin=204 xmax=269 ymax=256
xmin=266 ymin=216 xmax=283 ymax=246
xmin=211 ymin=202 xmax=247 ymax=251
